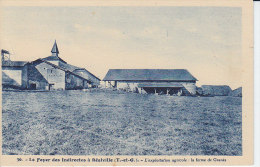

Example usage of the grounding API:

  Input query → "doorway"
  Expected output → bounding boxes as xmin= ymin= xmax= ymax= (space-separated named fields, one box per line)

xmin=48 ymin=84 xmax=54 ymax=90
xmin=29 ymin=83 xmax=36 ymax=90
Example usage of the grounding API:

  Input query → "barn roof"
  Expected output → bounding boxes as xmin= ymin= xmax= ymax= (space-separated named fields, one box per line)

xmin=103 ymin=69 xmax=197 ymax=81
xmin=2 ymin=61 xmax=28 ymax=67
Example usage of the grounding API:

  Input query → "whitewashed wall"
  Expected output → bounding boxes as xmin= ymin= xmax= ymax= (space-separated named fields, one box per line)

xmin=35 ymin=62 xmax=65 ymax=90
xmin=180 ymin=82 xmax=196 ymax=95
xmin=2 ymin=69 xmax=22 ymax=86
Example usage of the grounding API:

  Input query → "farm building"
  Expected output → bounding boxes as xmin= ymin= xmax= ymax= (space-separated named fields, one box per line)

xmin=1 ymin=49 xmax=28 ymax=89
xmin=197 ymin=85 xmax=232 ymax=96
xmin=103 ymin=69 xmax=198 ymax=95
xmin=1 ymin=41 xmax=100 ymax=90
xmin=229 ymin=87 xmax=242 ymax=97
xmin=2 ymin=61 xmax=28 ymax=89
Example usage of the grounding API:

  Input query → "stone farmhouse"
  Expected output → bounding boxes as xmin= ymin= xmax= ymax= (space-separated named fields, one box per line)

xmin=2 ymin=41 xmax=100 ymax=90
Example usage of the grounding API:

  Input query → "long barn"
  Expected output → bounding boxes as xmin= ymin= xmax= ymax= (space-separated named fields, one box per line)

xmin=103 ymin=69 xmax=197 ymax=96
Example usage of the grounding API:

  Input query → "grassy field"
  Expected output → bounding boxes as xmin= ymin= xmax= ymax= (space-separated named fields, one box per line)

xmin=2 ymin=90 xmax=242 ymax=155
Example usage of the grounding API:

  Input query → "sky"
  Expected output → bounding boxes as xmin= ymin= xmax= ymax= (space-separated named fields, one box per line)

xmin=0 ymin=6 xmax=242 ymax=89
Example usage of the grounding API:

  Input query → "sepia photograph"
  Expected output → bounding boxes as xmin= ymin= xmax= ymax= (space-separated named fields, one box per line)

xmin=0 ymin=0 xmax=254 ymax=166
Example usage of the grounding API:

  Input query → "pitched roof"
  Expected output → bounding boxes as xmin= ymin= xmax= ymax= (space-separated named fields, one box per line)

xmin=59 ymin=61 xmax=81 ymax=71
xmin=2 ymin=61 xmax=28 ymax=67
xmin=51 ymin=40 xmax=59 ymax=53
xmin=59 ymin=62 xmax=100 ymax=81
xmin=73 ymin=69 xmax=101 ymax=81
xmin=103 ymin=69 xmax=197 ymax=81
xmin=42 ymin=55 xmax=67 ymax=63
xmin=32 ymin=54 xmax=100 ymax=82
xmin=31 ymin=58 xmax=90 ymax=82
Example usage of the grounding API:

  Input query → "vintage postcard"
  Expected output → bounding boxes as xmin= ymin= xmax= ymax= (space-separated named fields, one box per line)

xmin=0 ymin=0 xmax=254 ymax=166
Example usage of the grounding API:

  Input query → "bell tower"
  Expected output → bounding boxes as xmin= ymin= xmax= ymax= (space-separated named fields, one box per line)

xmin=51 ymin=40 xmax=59 ymax=57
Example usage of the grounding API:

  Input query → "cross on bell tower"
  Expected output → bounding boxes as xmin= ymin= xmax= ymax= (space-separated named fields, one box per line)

xmin=51 ymin=40 xmax=59 ymax=57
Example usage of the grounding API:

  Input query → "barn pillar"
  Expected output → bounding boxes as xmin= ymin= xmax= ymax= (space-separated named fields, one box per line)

xmin=167 ymin=88 xmax=169 ymax=95
xmin=114 ymin=81 xmax=117 ymax=88
xmin=154 ymin=88 xmax=157 ymax=94
xmin=177 ymin=89 xmax=183 ymax=96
